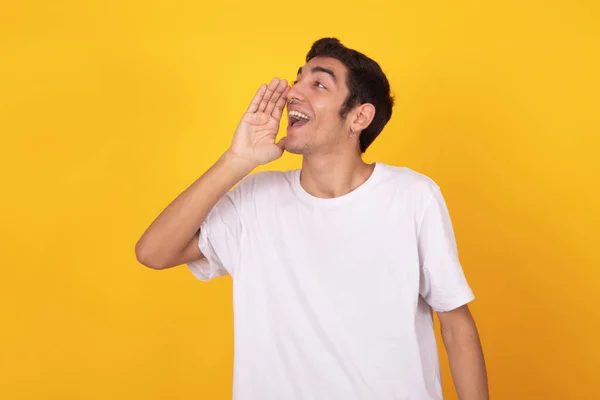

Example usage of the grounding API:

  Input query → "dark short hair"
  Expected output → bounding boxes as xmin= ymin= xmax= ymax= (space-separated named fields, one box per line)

xmin=306 ymin=37 xmax=394 ymax=153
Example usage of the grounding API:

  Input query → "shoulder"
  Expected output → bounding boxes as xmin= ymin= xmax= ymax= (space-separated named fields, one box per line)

xmin=227 ymin=169 xmax=296 ymax=215
xmin=376 ymin=163 xmax=441 ymax=199
xmin=239 ymin=169 xmax=295 ymax=189
xmin=375 ymin=163 xmax=450 ymax=225
xmin=232 ymin=169 xmax=296 ymax=199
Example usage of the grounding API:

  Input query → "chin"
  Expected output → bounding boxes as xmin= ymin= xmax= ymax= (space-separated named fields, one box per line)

xmin=284 ymin=137 xmax=311 ymax=155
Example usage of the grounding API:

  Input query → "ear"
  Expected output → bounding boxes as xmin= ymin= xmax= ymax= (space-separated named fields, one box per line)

xmin=350 ymin=103 xmax=376 ymax=134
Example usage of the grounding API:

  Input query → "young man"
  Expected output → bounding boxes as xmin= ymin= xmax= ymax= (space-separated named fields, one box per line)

xmin=136 ymin=38 xmax=489 ymax=400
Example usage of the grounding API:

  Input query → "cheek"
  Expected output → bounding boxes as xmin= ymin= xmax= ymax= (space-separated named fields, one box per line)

xmin=314 ymin=104 xmax=342 ymax=126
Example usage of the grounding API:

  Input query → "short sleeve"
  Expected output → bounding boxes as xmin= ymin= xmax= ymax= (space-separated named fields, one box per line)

xmin=186 ymin=179 xmax=248 ymax=281
xmin=417 ymin=186 xmax=475 ymax=312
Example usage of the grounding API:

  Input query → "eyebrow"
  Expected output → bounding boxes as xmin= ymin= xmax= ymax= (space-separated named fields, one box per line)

xmin=297 ymin=66 xmax=337 ymax=84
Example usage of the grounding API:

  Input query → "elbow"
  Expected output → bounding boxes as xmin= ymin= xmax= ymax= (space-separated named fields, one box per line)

xmin=135 ymin=240 xmax=169 ymax=270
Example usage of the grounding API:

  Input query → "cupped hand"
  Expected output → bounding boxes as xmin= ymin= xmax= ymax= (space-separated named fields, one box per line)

xmin=228 ymin=78 xmax=290 ymax=166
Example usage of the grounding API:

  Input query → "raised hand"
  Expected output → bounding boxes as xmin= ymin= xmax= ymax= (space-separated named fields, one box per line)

xmin=228 ymin=78 xmax=290 ymax=166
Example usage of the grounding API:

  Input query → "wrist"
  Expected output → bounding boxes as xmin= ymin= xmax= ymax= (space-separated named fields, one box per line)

xmin=221 ymin=150 xmax=257 ymax=175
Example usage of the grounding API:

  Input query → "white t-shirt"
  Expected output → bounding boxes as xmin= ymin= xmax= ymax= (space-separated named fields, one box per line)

xmin=187 ymin=162 xmax=474 ymax=400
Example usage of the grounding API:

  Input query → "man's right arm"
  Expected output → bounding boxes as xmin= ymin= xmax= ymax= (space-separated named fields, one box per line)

xmin=135 ymin=77 xmax=290 ymax=270
xmin=135 ymin=152 xmax=254 ymax=270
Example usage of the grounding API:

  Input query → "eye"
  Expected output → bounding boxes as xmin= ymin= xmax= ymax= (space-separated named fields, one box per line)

xmin=313 ymin=81 xmax=326 ymax=89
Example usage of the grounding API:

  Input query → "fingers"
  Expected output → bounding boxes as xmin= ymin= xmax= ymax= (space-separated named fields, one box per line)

xmin=246 ymin=77 xmax=289 ymax=117
xmin=258 ymin=78 xmax=287 ymax=113
xmin=256 ymin=78 xmax=280 ymax=113
xmin=271 ymin=86 xmax=290 ymax=121
xmin=264 ymin=79 xmax=289 ymax=116
xmin=246 ymin=84 xmax=267 ymax=114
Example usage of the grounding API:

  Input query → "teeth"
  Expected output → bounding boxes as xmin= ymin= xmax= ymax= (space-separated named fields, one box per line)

xmin=288 ymin=110 xmax=310 ymax=120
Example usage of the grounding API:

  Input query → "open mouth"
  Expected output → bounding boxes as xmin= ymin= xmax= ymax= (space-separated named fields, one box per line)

xmin=289 ymin=110 xmax=311 ymax=128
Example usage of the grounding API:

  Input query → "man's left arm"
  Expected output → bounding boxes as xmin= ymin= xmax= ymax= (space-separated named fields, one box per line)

xmin=437 ymin=304 xmax=489 ymax=400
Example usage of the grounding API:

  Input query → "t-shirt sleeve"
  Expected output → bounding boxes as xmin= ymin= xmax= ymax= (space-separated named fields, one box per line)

xmin=185 ymin=179 xmax=248 ymax=281
xmin=417 ymin=186 xmax=475 ymax=312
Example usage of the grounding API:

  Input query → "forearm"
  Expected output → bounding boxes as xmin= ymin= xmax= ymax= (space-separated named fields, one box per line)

xmin=441 ymin=314 xmax=489 ymax=400
xmin=135 ymin=150 xmax=254 ymax=268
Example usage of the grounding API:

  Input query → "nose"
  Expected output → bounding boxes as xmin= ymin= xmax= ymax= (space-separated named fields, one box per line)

xmin=287 ymin=82 xmax=305 ymax=104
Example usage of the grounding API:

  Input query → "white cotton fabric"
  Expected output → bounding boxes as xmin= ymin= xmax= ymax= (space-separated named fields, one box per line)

xmin=187 ymin=162 xmax=474 ymax=400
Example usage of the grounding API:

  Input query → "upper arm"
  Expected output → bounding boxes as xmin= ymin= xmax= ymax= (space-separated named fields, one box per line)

xmin=418 ymin=185 xmax=475 ymax=311
xmin=176 ymin=230 xmax=205 ymax=267
xmin=437 ymin=304 xmax=476 ymax=333
xmin=150 ymin=230 xmax=205 ymax=270
xmin=182 ymin=173 xmax=257 ymax=279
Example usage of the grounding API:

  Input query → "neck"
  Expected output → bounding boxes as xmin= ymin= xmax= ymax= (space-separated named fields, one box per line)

xmin=299 ymin=153 xmax=375 ymax=199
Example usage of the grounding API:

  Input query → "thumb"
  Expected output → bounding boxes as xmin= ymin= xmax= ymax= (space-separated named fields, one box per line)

xmin=276 ymin=136 xmax=288 ymax=150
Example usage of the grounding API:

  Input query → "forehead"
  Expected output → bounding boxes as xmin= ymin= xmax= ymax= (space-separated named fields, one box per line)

xmin=298 ymin=56 xmax=348 ymax=80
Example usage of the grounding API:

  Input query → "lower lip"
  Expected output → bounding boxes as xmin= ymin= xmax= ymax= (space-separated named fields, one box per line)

xmin=287 ymin=119 xmax=310 ymax=134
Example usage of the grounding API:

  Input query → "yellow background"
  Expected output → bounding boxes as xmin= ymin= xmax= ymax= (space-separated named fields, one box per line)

xmin=1 ymin=0 xmax=599 ymax=399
